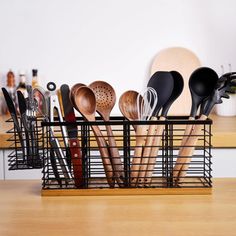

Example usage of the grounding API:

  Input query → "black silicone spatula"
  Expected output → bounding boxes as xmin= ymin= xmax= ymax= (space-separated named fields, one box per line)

xmin=135 ymin=72 xmax=174 ymax=186
xmin=140 ymin=71 xmax=183 ymax=186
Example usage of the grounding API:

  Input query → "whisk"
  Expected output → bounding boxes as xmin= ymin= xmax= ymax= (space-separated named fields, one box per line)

xmin=130 ymin=87 xmax=158 ymax=186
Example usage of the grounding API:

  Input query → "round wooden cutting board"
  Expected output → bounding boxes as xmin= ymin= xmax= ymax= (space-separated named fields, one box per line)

xmin=150 ymin=47 xmax=201 ymax=115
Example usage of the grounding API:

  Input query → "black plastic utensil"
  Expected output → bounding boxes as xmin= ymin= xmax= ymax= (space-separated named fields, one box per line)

xmin=173 ymin=67 xmax=219 ymax=182
xmin=137 ymin=72 xmax=174 ymax=186
xmin=161 ymin=71 xmax=184 ymax=117
xmin=2 ymin=88 xmax=26 ymax=161
xmin=188 ymin=67 xmax=219 ymax=117
xmin=147 ymin=71 xmax=174 ymax=116
xmin=17 ymin=90 xmax=33 ymax=166
xmin=175 ymin=71 xmax=230 ymax=184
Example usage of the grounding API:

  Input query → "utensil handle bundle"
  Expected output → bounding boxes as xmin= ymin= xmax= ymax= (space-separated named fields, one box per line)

xmin=105 ymin=124 xmax=124 ymax=186
xmin=130 ymin=125 xmax=148 ymax=186
xmin=137 ymin=117 xmax=158 ymax=186
xmin=172 ymin=116 xmax=195 ymax=181
xmin=144 ymin=119 xmax=165 ymax=186
xmin=91 ymin=125 xmax=115 ymax=187
xmin=173 ymin=115 xmax=207 ymax=185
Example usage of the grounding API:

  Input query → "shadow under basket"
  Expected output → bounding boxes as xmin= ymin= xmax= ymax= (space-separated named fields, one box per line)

xmin=41 ymin=116 xmax=213 ymax=196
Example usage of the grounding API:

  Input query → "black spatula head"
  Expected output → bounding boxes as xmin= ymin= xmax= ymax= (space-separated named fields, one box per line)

xmin=189 ymin=67 xmax=218 ymax=117
xmin=161 ymin=71 xmax=184 ymax=117
xmin=17 ymin=90 xmax=27 ymax=116
xmin=147 ymin=71 xmax=174 ymax=116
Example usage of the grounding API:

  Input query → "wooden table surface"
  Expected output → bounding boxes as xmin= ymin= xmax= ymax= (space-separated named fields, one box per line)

xmin=0 ymin=178 xmax=236 ymax=236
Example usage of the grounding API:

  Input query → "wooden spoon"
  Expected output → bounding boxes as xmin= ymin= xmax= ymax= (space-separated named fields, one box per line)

xmin=119 ymin=90 xmax=147 ymax=187
xmin=89 ymin=81 xmax=124 ymax=187
xmin=69 ymin=83 xmax=86 ymax=108
xmin=119 ymin=90 xmax=140 ymax=131
xmin=73 ymin=86 xmax=115 ymax=187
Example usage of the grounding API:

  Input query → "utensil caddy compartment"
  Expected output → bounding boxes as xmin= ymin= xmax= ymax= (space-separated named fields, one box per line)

xmin=41 ymin=116 xmax=212 ymax=196
xmin=6 ymin=117 xmax=44 ymax=170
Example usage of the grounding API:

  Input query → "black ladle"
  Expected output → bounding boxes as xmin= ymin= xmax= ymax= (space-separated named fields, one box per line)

xmin=173 ymin=67 xmax=218 ymax=182
xmin=189 ymin=67 xmax=219 ymax=118
xmin=176 ymin=74 xmax=231 ymax=184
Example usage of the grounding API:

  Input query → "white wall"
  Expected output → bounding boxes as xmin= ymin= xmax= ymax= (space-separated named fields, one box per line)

xmin=0 ymin=0 xmax=236 ymax=115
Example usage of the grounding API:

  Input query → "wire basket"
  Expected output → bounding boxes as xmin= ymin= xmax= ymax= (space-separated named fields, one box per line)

xmin=6 ymin=116 xmax=44 ymax=170
xmin=41 ymin=116 xmax=212 ymax=195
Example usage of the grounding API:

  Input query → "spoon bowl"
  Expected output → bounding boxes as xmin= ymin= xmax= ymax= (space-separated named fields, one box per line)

xmin=119 ymin=90 xmax=141 ymax=122
xmin=189 ymin=67 xmax=218 ymax=117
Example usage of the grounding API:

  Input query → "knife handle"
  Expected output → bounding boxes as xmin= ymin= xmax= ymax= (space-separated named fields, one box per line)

xmin=69 ymin=138 xmax=83 ymax=188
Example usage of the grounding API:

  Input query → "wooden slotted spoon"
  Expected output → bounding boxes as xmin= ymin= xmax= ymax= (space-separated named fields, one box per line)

xmin=89 ymin=81 xmax=124 ymax=187
xmin=73 ymin=86 xmax=115 ymax=187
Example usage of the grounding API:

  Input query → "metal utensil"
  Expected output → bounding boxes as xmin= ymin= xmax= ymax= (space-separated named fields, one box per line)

xmin=140 ymin=71 xmax=183 ymax=186
xmin=17 ymin=90 xmax=33 ymax=166
xmin=131 ymin=87 xmax=158 ymax=186
xmin=137 ymin=72 xmax=174 ymax=186
xmin=60 ymin=84 xmax=83 ymax=188
xmin=33 ymin=86 xmax=62 ymax=186
xmin=2 ymin=87 xmax=26 ymax=161
xmin=47 ymin=82 xmax=72 ymax=181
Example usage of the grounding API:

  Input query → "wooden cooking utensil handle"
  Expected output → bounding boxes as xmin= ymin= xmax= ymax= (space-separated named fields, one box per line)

xmin=68 ymin=138 xmax=83 ymax=188
xmin=144 ymin=117 xmax=165 ymax=186
xmin=137 ymin=117 xmax=158 ymax=186
xmin=174 ymin=114 xmax=207 ymax=185
xmin=172 ymin=116 xmax=195 ymax=180
xmin=91 ymin=125 xmax=115 ymax=187
xmin=130 ymin=125 xmax=148 ymax=187
xmin=105 ymin=125 xmax=125 ymax=186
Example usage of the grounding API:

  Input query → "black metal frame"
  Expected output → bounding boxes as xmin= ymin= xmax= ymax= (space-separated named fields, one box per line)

xmin=6 ymin=116 xmax=44 ymax=170
xmin=41 ymin=116 xmax=212 ymax=190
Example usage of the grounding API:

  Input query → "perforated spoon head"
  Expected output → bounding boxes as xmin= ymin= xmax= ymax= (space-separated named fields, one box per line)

xmin=89 ymin=81 xmax=116 ymax=120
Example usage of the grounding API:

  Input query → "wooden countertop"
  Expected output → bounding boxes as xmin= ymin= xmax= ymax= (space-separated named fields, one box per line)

xmin=0 ymin=114 xmax=236 ymax=148
xmin=0 ymin=178 xmax=235 ymax=236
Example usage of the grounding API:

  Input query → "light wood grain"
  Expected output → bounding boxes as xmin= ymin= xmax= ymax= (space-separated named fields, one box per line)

xmin=150 ymin=47 xmax=201 ymax=115
xmin=0 ymin=179 xmax=236 ymax=236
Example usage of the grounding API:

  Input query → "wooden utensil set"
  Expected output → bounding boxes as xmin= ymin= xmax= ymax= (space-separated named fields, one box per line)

xmin=3 ymin=67 xmax=236 ymax=189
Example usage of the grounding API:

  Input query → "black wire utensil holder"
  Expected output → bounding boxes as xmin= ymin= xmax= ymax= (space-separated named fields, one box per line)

xmin=41 ymin=116 xmax=212 ymax=196
xmin=6 ymin=116 xmax=44 ymax=170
